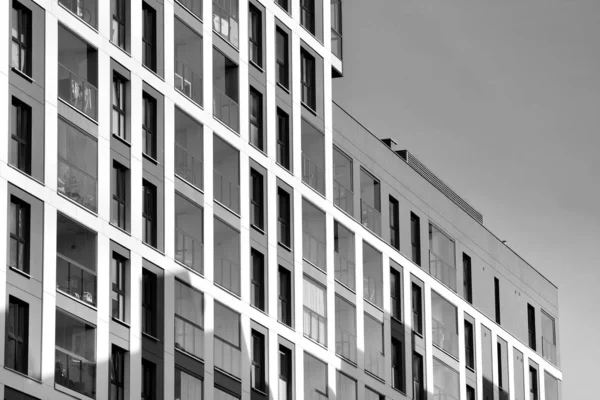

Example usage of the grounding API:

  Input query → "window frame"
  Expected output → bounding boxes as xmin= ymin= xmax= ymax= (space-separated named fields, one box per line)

xmin=251 ymin=249 xmax=265 ymax=311
xmin=141 ymin=358 xmax=156 ymax=400
xmin=251 ymin=330 xmax=266 ymax=392
xmin=5 ymin=296 xmax=29 ymax=374
xmin=142 ymin=3 xmax=156 ymax=72
xmin=278 ymin=266 xmax=292 ymax=326
xmin=465 ymin=320 xmax=475 ymax=370
xmin=494 ymin=277 xmax=501 ymax=324
xmin=112 ymin=162 xmax=127 ymax=230
xmin=11 ymin=1 xmax=31 ymax=76
xmin=300 ymin=0 xmax=315 ymax=34
xmin=249 ymin=88 xmax=263 ymax=151
xmin=412 ymin=283 xmax=423 ymax=335
xmin=142 ymin=180 xmax=157 ymax=247
xmin=389 ymin=196 xmax=400 ymax=250
xmin=10 ymin=97 xmax=32 ymax=174
xmin=111 ymin=253 xmax=127 ymax=322
xmin=112 ymin=0 xmax=127 ymax=49
xmin=248 ymin=4 xmax=262 ymax=67
xmin=142 ymin=268 xmax=158 ymax=337
xmin=528 ymin=304 xmax=536 ymax=350
xmin=410 ymin=212 xmax=421 ymax=266
xmin=142 ymin=92 xmax=157 ymax=159
xmin=463 ymin=253 xmax=473 ymax=303
xmin=300 ymin=49 xmax=316 ymax=110
xmin=276 ymin=28 xmax=289 ymax=89
xmin=391 ymin=338 xmax=405 ymax=392
xmin=276 ymin=108 xmax=290 ymax=169
xmin=390 ymin=268 xmax=401 ymax=321
xmin=303 ymin=276 xmax=327 ymax=346
xmin=9 ymin=196 xmax=30 ymax=274
xmin=110 ymin=345 xmax=126 ymax=400
xmin=112 ymin=73 xmax=127 ymax=140
xmin=279 ymin=345 xmax=292 ymax=400
xmin=277 ymin=188 xmax=291 ymax=248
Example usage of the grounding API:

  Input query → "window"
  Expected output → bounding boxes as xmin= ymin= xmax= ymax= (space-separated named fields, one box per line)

xmin=279 ymin=346 xmax=292 ymax=400
xmin=213 ymin=49 xmax=240 ymax=131
xmin=331 ymin=0 xmax=342 ymax=58
xmin=57 ymin=119 xmax=98 ymax=212
xmin=249 ymin=5 xmax=261 ymax=66
xmin=214 ymin=387 xmax=239 ymax=400
xmin=142 ymin=268 xmax=157 ymax=336
xmin=302 ymin=199 xmax=326 ymax=270
xmin=175 ymin=107 xmax=204 ymax=189
xmin=497 ymin=342 xmax=504 ymax=392
xmin=301 ymin=119 xmax=325 ymax=194
xmin=174 ymin=17 xmax=203 ymax=105
xmin=433 ymin=357 xmax=460 ymax=400
xmin=111 ymin=0 xmax=126 ymax=48
xmin=300 ymin=0 xmax=315 ymax=34
xmin=277 ymin=108 xmax=290 ymax=169
xmin=175 ymin=368 xmax=203 ymax=400
xmin=431 ymin=290 xmax=459 ymax=358
xmin=175 ymin=193 xmax=204 ymax=273
xmin=278 ymin=188 xmax=292 ymax=248
xmin=12 ymin=1 xmax=31 ymax=75
xmin=213 ymin=134 xmax=240 ymax=212
xmin=5 ymin=296 xmax=28 ymax=374
xmin=250 ymin=169 xmax=264 ymax=229
xmin=141 ymin=359 xmax=156 ymax=400
xmin=59 ymin=0 xmax=97 ymax=27
xmin=390 ymin=268 xmax=401 ymax=320
xmin=251 ymin=249 xmax=265 ymax=311
xmin=142 ymin=180 xmax=157 ymax=247
xmin=527 ymin=304 xmax=536 ymax=350
xmin=10 ymin=98 xmax=31 ymax=174
xmin=55 ymin=310 xmax=96 ymax=398
xmin=304 ymin=353 xmax=327 ymax=400
xmin=429 ymin=223 xmax=456 ymax=290
xmin=363 ymin=241 xmax=383 ymax=307
xmin=111 ymin=253 xmax=127 ymax=321
xmin=392 ymin=338 xmax=405 ymax=391
xmin=413 ymin=353 xmax=424 ymax=400
xmin=465 ymin=320 xmax=475 ymax=369
xmin=276 ymin=28 xmax=289 ymax=89
xmin=334 ymin=221 xmax=355 ymax=290
xmin=389 ymin=196 xmax=400 ymax=250
xmin=175 ymin=280 xmax=204 ymax=359
xmin=111 ymin=162 xmax=128 ymax=230
xmin=9 ymin=197 xmax=29 ymax=274
xmin=214 ymin=302 xmax=241 ymax=378
xmin=494 ymin=277 xmax=501 ymax=324
xmin=112 ymin=73 xmax=127 ymax=140
xmin=412 ymin=283 xmax=423 ymax=335
xmin=410 ymin=212 xmax=421 ymax=266
xmin=251 ymin=330 xmax=266 ymax=392
xmin=463 ymin=253 xmax=472 ymax=303
xmin=142 ymin=92 xmax=157 ymax=158
xmin=303 ymin=277 xmax=327 ymax=345
xmin=333 ymin=146 xmax=354 ymax=215
xmin=336 ymin=372 xmax=356 ymax=400
xmin=212 ymin=0 xmax=239 ymax=47
xmin=142 ymin=3 xmax=156 ymax=71
xmin=278 ymin=267 xmax=292 ymax=326
xmin=249 ymin=88 xmax=263 ymax=150
xmin=276 ymin=0 xmax=289 ymax=11
xmin=545 ymin=372 xmax=559 ymax=400
xmin=110 ymin=345 xmax=126 ymax=400
xmin=529 ymin=367 xmax=538 ymax=400
xmin=364 ymin=314 xmax=384 ymax=378
xmin=541 ymin=310 xmax=557 ymax=364
xmin=300 ymin=49 xmax=316 ymax=110
xmin=360 ymin=169 xmax=381 ymax=235
xmin=467 ymin=385 xmax=476 ymax=400
xmin=335 ymin=295 xmax=356 ymax=362
xmin=177 ymin=0 xmax=202 ymax=18
xmin=214 ymin=218 xmax=241 ymax=295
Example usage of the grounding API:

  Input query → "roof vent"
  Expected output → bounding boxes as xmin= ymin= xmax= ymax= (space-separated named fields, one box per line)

xmin=381 ymin=138 xmax=398 ymax=149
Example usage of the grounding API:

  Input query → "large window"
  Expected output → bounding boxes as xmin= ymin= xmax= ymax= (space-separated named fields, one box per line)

xmin=212 ymin=0 xmax=239 ymax=47
xmin=279 ymin=346 xmax=292 ymax=400
xmin=175 ymin=280 xmax=204 ymax=359
xmin=249 ymin=4 xmax=261 ymax=66
xmin=413 ymin=353 xmax=424 ymax=400
xmin=111 ymin=162 xmax=128 ymax=230
xmin=112 ymin=73 xmax=127 ymax=140
xmin=276 ymin=108 xmax=290 ymax=169
xmin=55 ymin=310 xmax=96 ymax=398
xmin=336 ymin=372 xmax=356 ymax=400
xmin=12 ymin=1 xmax=31 ymax=75
xmin=276 ymin=0 xmax=289 ymax=11
xmin=276 ymin=28 xmax=289 ymax=89
xmin=545 ymin=372 xmax=559 ymax=400
xmin=111 ymin=253 xmax=127 ymax=322
xmin=410 ymin=212 xmax=421 ymax=266
xmin=250 ymin=169 xmax=264 ymax=230
xmin=365 ymin=388 xmax=384 ymax=400
xmin=59 ymin=0 xmax=97 ymax=27
xmin=463 ymin=253 xmax=472 ymax=303
xmin=213 ymin=134 xmax=240 ymax=212
xmin=335 ymin=295 xmax=356 ymax=362
xmin=278 ymin=267 xmax=292 ymax=326
xmin=303 ymin=277 xmax=327 ymax=346
xmin=278 ymin=188 xmax=292 ymax=248
xmin=175 ymin=368 xmax=203 ymax=400
xmin=142 ymin=180 xmax=157 ymax=247
xmin=333 ymin=146 xmax=353 ymax=215
xmin=110 ymin=345 xmax=126 ymax=400
xmin=391 ymin=268 xmax=401 ymax=320
xmin=174 ymin=17 xmax=203 ymax=104
xmin=10 ymin=97 xmax=31 ymax=174
xmin=251 ymin=249 xmax=265 ymax=311
xmin=9 ymin=196 xmax=30 ymax=274
xmin=214 ymin=302 xmax=241 ymax=378
xmin=392 ymin=338 xmax=405 ymax=391
xmin=213 ymin=49 xmax=240 ymax=132
xmin=429 ymin=224 xmax=456 ymax=290
xmin=142 ymin=92 xmax=157 ymax=158
xmin=5 ymin=296 xmax=28 ymax=374
xmin=389 ymin=196 xmax=400 ymax=250
xmin=363 ymin=241 xmax=383 ymax=307
xmin=331 ymin=0 xmax=342 ymax=58
xmin=412 ymin=283 xmax=423 ymax=335
xmin=141 ymin=359 xmax=156 ymax=400
xmin=177 ymin=0 xmax=202 ymax=18
xmin=175 ymin=108 xmax=204 ymax=189
xmin=542 ymin=310 xmax=557 ymax=364
xmin=300 ymin=49 xmax=316 ymax=110
xmin=142 ymin=3 xmax=156 ymax=72
xmin=175 ymin=193 xmax=204 ymax=273
xmin=465 ymin=320 xmax=475 ymax=369
xmin=251 ymin=330 xmax=266 ymax=392
xmin=214 ymin=218 xmax=241 ymax=295
xmin=111 ymin=0 xmax=126 ymax=49
xmin=364 ymin=314 xmax=384 ymax=378
xmin=300 ymin=0 xmax=315 ymax=34
xmin=529 ymin=367 xmax=538 ymax=400
xmin=58 ymin=118 xmax=98 ymax=212
xmin=431 ymin=291 xmax=459 ymax=358
xmin=249 ymin=88 xmax=263 ymax=150
xmin=142 ymin=268 xmax=157 ymax=337
xmin=334 ymin=221 xmax=355 ymax=290
xmin=302 ymin=199 xmax=326 ymax=270
xmin=301 ymin=119 xmax=325 ymax=194
xmin=433 ymin=358 xmax=459 ymax=400
xmin=527 ymin=304 xmax=536 ymax=350
xmin=360 ymin=168 xmax=381 ymax=235
xmin=304 ymin=353 xmax=327 ymax=400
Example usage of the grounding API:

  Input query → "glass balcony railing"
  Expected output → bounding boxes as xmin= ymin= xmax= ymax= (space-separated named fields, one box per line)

xmin=303 ymin=231 xmax=326 ymax=270
xmin=429 ymin=250 xmax=457 ymax=291
xmin=175 ymin=144 xmax=203 ymax=190
xmin=335 ymin=326 xmax=357 ymax=363
xmin=361 ymin=199 xmax=381 ymax=235
xmin=542 ymin=337 xmax=557 ymax=365
xmin=56 ymin=254 xmax=96 ymax=306
xmin=363 ymin=276 xmax=382 ymax=307
xmin=432 ymin=318 xmax=459 ymax=358
xmin=214 ymin=252 xmax=240 ymax=295
xmin=333 ymin=179 xmax=353 ymax=215
xmin=55 ymin=349 xmax=96 ymax=398
xmin=212 ymin=1 xmax=239 ymax=47
xmin=306 ymin=391 xmax=328 ymax=400
xmin=365 ymin=347 xmax=385 ymax=378
xmin=58 ymin=63 xmax=97 ymax=120
xmin=174 ymin=316 xmax=204 ymax=359
xmin=175 ymin=229 xmax=203 ymax=274
xmin=334 ymin=251 xmax=355 ymax=290
xmin=58 ymin=0 xmax=97 ymax=28
xmin=331 ymin=30 xmax=342 ymax=59
xmin=213 ymin=87 xmax=240 ymax=132
xmin=57 ymin=158 xmax=97 ymax=212
xmin=303 ymin=307 xmax=327 ymax=345
xmin=176 ymin=0 xmax=202 ymax=19
xmin=433 ymin=387 xmax=459 ymax=400
xmin=302 ymin=153 xmax=325 ymax=195
xmin=175 ymin=58 xmax=203 ymax=105
xmin=214 ymin=336 xmax=241 ymax=378
xmin=214 ymin=169 xmax=240 ymax=213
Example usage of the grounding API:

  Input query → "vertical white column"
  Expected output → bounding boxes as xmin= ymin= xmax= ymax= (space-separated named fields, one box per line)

xmin=96 ymin=234 xmax=111 ymax=400
xmin=204 ymin=295 xmax=215 ymax=398
xmin=164 ymin=271 xmax=175 ymax=400
xmin=508 ymin=346 xmax=516 ymax=400
xmin=164 ymin=97 xmax=175 ymax=259
xmin=476 ymin=320 xmax=485 ymax=400
xmin=382 ymin=256 xmax=392 ymax=383
xmin=355 ymin=233 xmax=365 ymax=370
xmin=203 ymin=127 xmax=214 ymax=283
xmin=423 ymin=282 xmax=434 ymax=400
xmin=129 ymin=252 xmax=143 ymax=399
xmin=458 ymin=307 xmax=466 ymax=400
xmin=41 ymin=204 xmax=58 ymax=387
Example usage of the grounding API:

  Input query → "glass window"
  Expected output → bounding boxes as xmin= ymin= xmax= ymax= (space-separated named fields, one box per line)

xmin=301 ymin=119 xmax=325 ymax=194
xmin=5 ymin=296 xmax=28 ymax=374
xmin=389 ymin=196 xmax=400 ymax=249
xmin=528 ymin=304 xmax=536 ymax=350
xmin=110 ymin=345 xmax=126 ymax=400
xmin=142 ymin=3 xmax=156 ymax=71
xmin=59 ymin=0 xmax=97 ymax=27
xmin=276 ymin=0 xmax=289 ymax=11
xmin=529 ymin=367 xmax=538 ymax=400
xmin=433 ymin=357 xmax=459 ymax=400
xmin=250 ymin=169 xmax=264 ymax=229
xmin=360 ymin=168 xmax=381 ymax=235
xmin=141 ymin=359 xmax=156 ymax=400
xmin=111 ymin=253 xmax=127 ymax=321
xmin=112 ymin=72 xmax=127 ymax=139
xmin=175 ymin=193 xmax=204 ymax=273
xmin=467 ymin=385 xmax=476 ymax=400
xmin=336 ymin=372 xmax=356 ymax=400
xmin=142 ymin=92 xmax=157 ymax=158
xmin=412 ymin=283 xmax=423 ymax=335
xmin=174 ymin=17 xmax=203 ymax=105
xmin=495 ymin=277 xmax=501 ymax=324
xmin=302 ymin=199 xmax=326 ymax=270
xmin=213 ymin=49 xmax=240 ymax=131
xmin=111 ymin=0 xmax=126 ymax=48
xmin=303 ymin=277 xmax=327 ymax=346
xmin=463 ymin=253 xmax=472 ymax=303
xmin=177 ymin=0 xmax=202 ymax=18
xmin=300 ymin=49 xmax=316 ymax=109
xmin=276 ymin=28 xmax=289 ymax=89
xmin=175 ymin=280 xmax=204 ymax=359
xmin=278 ymin=188 xmax=291 ymax=247
xmin=278 ymin=267 xmax=292 ymax=326
xmin=363 ymin=241 xmax=383 ymax=307
xmin=335 ymin=295 xmax=356 ymax=362
xmin=9 ymin=196 xmax=29 ymax=274
xmin=10 ymin=97 xmax=31 ymax=174
xmin=213 ymin=134 xmax=240 ymax=212
xmin=251 ymin=249 xmax=265 ymax=311
xmin=390 ymin=267 xmax=401 ymax=320
xmin=545 ymin=372 xmax=559 ymax=400
xmin=279 ymin=346 xmax=292 ymax=400
xmin=304 ymin=353 xmax=327 ymax=399
xmin=392 ymin=338 xmax=405 ymax=391
xmin=251 ymin=330 xmax=266 ymax=391
xmin=212 ymin=0 xmax=239 ymax=47
xmin=429 ymin=224 xmax=456 ymax=290
xmin=276 ymin=108 xmax=290 ymax=169
xmin=431 ymin=290 xmax=459 ymax=358
xmin=142 ymin=180 xmax=157 ymax=247
xmin=333 ymin=147 xmax=353 ymax=215
xmin=497 ymin=340 xmax=509 ymax=394
xmin=214 ymin=302 xmax=241 ymax=378
xmin=12 ymin=1 xmax=31 ymax=75
xmin=410 ymin=212 xmax=421 ymax=266
xmin=541 ymin=310 xmax=557 ymax=364
xmin=331 ymin=0 xmax=342 ymax=58
xmin=214 ymin=217 xmax=241 ymax=295
xmin=175 ymin=368 xmax=203 ymax=400
xmin=413 ymin=353 xmax=424 ymax=400
xmin=111 ymin=162 xmax=128 ymax=230
xmin=365 ymin=387 xmax=383 ymax=400
xmin=465 ymin=320 xmax=475 ymax=369
xmin=249 ymin=88 xmax=263 ymax=150
xmin=300 ymin=0 xmax=315 ymax=34
xmin=175 ymin=107 xmax=204 ymax=189
xmin=249 ymin=5 xmax=261 ymax=66
xmin=142 ymin=268 xmax=157 ymax=336
xmin=334 ymin=221 xmax=355 ymax=290
xmin=364 ymin=314 xmax=384 ymax=378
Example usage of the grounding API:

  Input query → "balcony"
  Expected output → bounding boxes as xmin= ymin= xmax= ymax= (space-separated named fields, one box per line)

xmin=433 ymin=387 xmax=459 ymax=400
xmin=58 ymin=63 xmax=97 ymax=120
xmin=214 ymin=336 xmax=241 ymax=378
xmin=365 ymin=347 xmax=385 ymax=379
xmin=333 ymin=179 xmax=353 ymax=215
xmin=58 ymin=0 xmax=97 ymax=28
xmin=363 ymin=276 xmax=382 ymax=307
xmin=213 ymin=86 xmax=240 ymax=132
xmin=303 ymin=307 xmax=326 ymax=345
xmin=57 ymin=158 xmax=97 ymax=212
xmin=429 ymin=250 xmax=457 ymax=291
xmin=212 ymin=0 xmax=239 ymax=47
xmin=302 ymin=153 xmax=325 ymax=194
xmin=331 ymin=29 xmax=342 ymax=59
xmin=175 ymin=58 xmax=203 ymax=105
xmin=542 ymin=337 xmax=557 ymax=365
xmin=176 ymin=0 xmax=202 ymax=18
xmin=335 ymin=326 xmax=357 ymax=363
xmin=55 ymin=349 xmax=96 ymax=398
xmin=56 ymin=254 xmax=96 ymax=306
xmin=361 ymin=199 xmax=381 ymax=235
xmin=214 ymin=251 xmax=240 ymax=295
xmin=303 ymin=231 xmax=326 ymax=271
xmin=174 ymin=316 xmax=204 ymax=359
xmin=175 ymin=144 xmax=203 ymax=189
xmin=175 ymin=229 xmax=203 ymax=274
xmin=432 ymin=318 xmax=459 ymax=358
xmin=214 ymin=169 xmax=240 ymax=213
xmin=334 ymin=251 xmax=355 ymax=290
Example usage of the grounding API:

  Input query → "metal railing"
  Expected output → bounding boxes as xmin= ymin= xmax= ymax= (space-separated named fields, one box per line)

xmin=55 ymin=348 xmax=96 ymax=398
xmin=58 ymin=0 xmax=97 ymax=27
xmin=333 ymin=179 xmax=353 ymax=215
xmin=58 ymin=63 xmax=97 ymax=120
xmin=212 ymin=0 xmax=239 ymax=47
xmin=302 ymin=153 xmax=325 ymax=194
xmin=542 ymin=337 xmax=557 ymax=365
xmin=334 ymin=251 xmax=355 ymax=290
xmin=175 ymin=58 xmax=203 ymax=105
xmin=335 ymin=326 xmax=357 ymax=362
xmin=214 ymin=169 xmax=240 ymax=213
xmin=363 ymin=275 xmax=383 ymax=307
xmin=429 ymin=250 xmax=457 ymax=291
xmin=56 ymin=254 xmax=96 ymax=305
xmin=432 ymin=318 xmax=459 ymax=358
xmin=174 ymin=316 xmax=204 ymax=359
xmin=175 ymin=144 xmax=203 ymax=189
xmin=331 ymin=29 xmax=342 ymax=59
xmin=57 ymin=158 xmax=97 ymax=212
xmin=361 ymin=199 xmax=381 ymax=235
xmin=175 ymin=229 xmax=203 ymax=274
xmin=213 ymin=86 xmax=240 ymax=132
xmin=214 ymin=252 xmax=240 ymax=295
xmin=303 ymin=231 xmax=326 ymax=270
xmin=303 ymin=307 xmax=326 ymax=345
xmin=214 ymin=336 xmax=241 ymax=378
xmin=365 ymin=347 xmax=385 ymax=378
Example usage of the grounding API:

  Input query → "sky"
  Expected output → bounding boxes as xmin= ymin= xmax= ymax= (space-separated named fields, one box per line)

xmin=333 ymin=0 xmax=600 ymax=396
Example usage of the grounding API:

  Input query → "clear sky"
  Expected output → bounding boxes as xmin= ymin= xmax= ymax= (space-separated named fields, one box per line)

xmin=333 ymin=0 xmax=600 ymax=396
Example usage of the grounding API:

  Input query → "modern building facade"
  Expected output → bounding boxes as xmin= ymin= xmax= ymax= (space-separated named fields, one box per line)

xmin=0 ymin=0 xmax=562 ymax=400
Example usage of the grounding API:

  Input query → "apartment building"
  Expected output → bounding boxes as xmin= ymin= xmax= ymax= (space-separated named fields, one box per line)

xmin=0 ymin=0 xmax=561 ymax=400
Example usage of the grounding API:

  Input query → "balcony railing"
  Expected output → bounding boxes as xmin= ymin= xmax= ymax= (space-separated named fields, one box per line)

xmin=175 ymin=144 xmax=203 ymax=189
xmin=303 ymin=231 xmax=326 ymax=270
xmin=214 ymin=169 xmax=240 ymax=213
xmin=174 ymin=316 xmax=204 ymax=359
xmin=212 ymin=1 xmax=239 ymax=47
xmin=214 ymin=336 xmax=241 ymax=378
xmin=55 ymin=348 xmax=96 ymax=398
xmin=432 ymin=318 xmax=459 ymax=358
xmin=361 ymin=199 xmax=381 ymax=235
xmin=303 ymin=307 xmax=326 ymax=345
xmin=302 ymin=153 xmax=325 ymax=194
xmin=58 ymin=63 xmax=97 ymax=120
xmin=335 ymin=326 xmax=357 ymax=363
xmin=58 ymin=0 xmax=97 ymax=27
xmin=363 ymin=275 xmax=383 ymax=307
xmin=214 ymin=252 xmax=240 ymax=295
xmin=429 ymin=250 xmax=457 ymax=291
xmin=433 ymin=386 xmax=459 ymax=400
xmin=542 ymin=337 xmax=557 ymax=365
xmin=56 ymin=254 xmax=96 ymax=306
xmin=331 ymin=29 xmax=342 ymax=59
xmin=176 ymin=0 xmax=202 ymax=19
xmin=306 ymin=391 xmax=328 ymax=400
xmin=175 ymin=229 xmax=203 ymax=274
xmin=365 ymin=347 xmax=385 ymax=378
xmin=334 ymin=251 xmax=355 ymax=290
xmin=175 ymin=58 xmax=203 ymax=105
xmin=57 ymin=158 xmax=97 ymax=212
xmin=213 ymin=86 xmax=240 ymax=132
xmin=333 ymin=179 xmax=353 ymax=215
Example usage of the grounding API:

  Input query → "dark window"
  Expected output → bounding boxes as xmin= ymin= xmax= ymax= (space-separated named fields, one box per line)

xmin=11 ymin=1 xmax=31 ymax=75
xmin=276 ymin=0 xmax=289 ymax=11
xmin=112 ymin=0 xmax=126 ymax=48
xmin=111 ymin=253 xmax=127 ymax=321
xmin=528 ymin=304 xmax=536 ymax=350
xmin=175 ymin=193 xmax=204 ymax=274
xmin=251 ymin=249 xmax=265 ymax=311
xmin=142 ymin=92 xmax=157 ymax=158
xmin=412 ymin=283 xmax=423 ymax=335
xmin=111 ymin=162 xmax=128 ymax=230
xmin=248 ymin=5 xmax=261 ymax=66
xmin=142 ymin=3 xmax=156 ymax=71
xmin=465 ymin=320 xmax=474 ymax=369
xmin=279 ymin=346 xmax=292 ymax=400
xmin=390 ymin=268 xmax=401 ymax=320
xmin=141 ymin=359 xmax=156 ymax=400
xmin=276 ymin=28 xmax=289 ymax=89
xmin=278 ymin=267 xmax=292 ymax=326
xmin=389 ymin=196 xmax=400 ymax=250
xmin=300 ymin=49 xmax=316 ymax=110
xmin=213 ymin=49 xmax=240 ymax=132
xmin=412 ymin=353 xmax=424 ymax=400
xmin=463 ymin=253 xmax=472 ymax=303
xmin=5 ymin=296 xmax=28 ymax=374
xmin=142 ymin=268 xmax=157 ymax=336
xmin=300 ymin=0 xmax=315 ymax=34
xmin=10 ymin=97 xmax=31 ymax=174
xmin=392 ymin=338 xmax=404 ymax=391
xmin=175 ymin=368 xmax=203 ymax=399
xmin=110 ymin=345 xmax=126 ymax=400
xmin=278 ymin=188 xmax=291 ymax=248
xmin=494 ymin=277 xmax=501 ymax=324
xmin=142 ymin=180 xmax=157 ymax=247
xmin=276 ymin=108 xmax=290 ymax=169
xmin=330 ymin=0 xmax=342 ymax=58
xmin=9 ymin=197 xmax=30 ymax=274
xmin=112 ymin=73 xmax=127 ymax=140
xmin=410 ymin=212 xmax=421 ymax=266
xmin=251 ymin=330 xmax=266 ymax=391
xmin=497 ymin=342 xmax=504 ymax=391
xmin=467 ymin=385 xmax=476 ymax=400
xmin=529 ymin=367 xmax=538 ymax=400
xmin=249 ymin=88 xmax=263 ymax=150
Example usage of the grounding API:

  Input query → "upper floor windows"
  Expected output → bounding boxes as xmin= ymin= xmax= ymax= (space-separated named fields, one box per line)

xmin=175 ymin=108 xmax=204 ymax=189
xmin=390 ymin=268 xmax=401 ymax=320
xmin=10 ymin=98 xmax=31 ymax=175
xmin=301 ymin=119 xmax=325 ymax=195
xmin=251 ymin=249 xmax=266 ymax=311
xmin=250 ymin=168 xmax=265 ymax=230
xmin=303 ymin=276 xmax=327 ymax=346
xmin=11 ymin=1 xmax=31 ymax=76
xmin=174 ymin=18 xmax=203 ymax=105
xmin=213 ymin=0 xmax=239 ymax=48
xmin=364 ymin=314 xmax=384 ymax=378
xmin=331 ymin=0 xmax=342 ymax=58
xmin=300 ymin=49 xmax=316 ymax=110
xmin=175 ymin=193 xmax=204 ymax=274
xmin=141 ymin=359 xmax=157 ymax=400
xmin=142 ymin=180 xmax=157 ymax=247
xmin=335 ymin=295 xmax=356 ymax=363
xmin=111 ymin=253 xmax=127 ymax=322
xmin=177 ymin=0 xmax=202 ymax=19
xmin=463 ymin=253 xmax=473 ymax=303
xmin=142 ymin=3 xmax=157 ymax=72
xmin=9 ymin=196 xmax=30 ymax=274
xmin=5 ymin=296 xmax=28 ymax=375
xmin=337 ymin=372 xmax=356 ymax=400
xmin=213 ymin=49 xmax=240 ymax=132
xmin=529 ymin=367 xmax=538 ymax=400
xmin=431 ymin=291 xmax=459 ymax=358
xmin=302 ymin=199 xmax=326 ymax=270
xmin=276 ymin=108 xmax=291 ymax=170
xmin=142 ymin=92 xmax=157 ymax=159
xmin=111 ymin=162 xmax=128 ymax=231
xmin=276 ymin=28 xmax=289 ymax=89
xmin=249 ymin=87 xmax=264 ymax=150
xmin=527 ymin=304 xmax=536 ymax=350
xmin=410 ymin=212 xmax=421 ymax=266
xmin=391 ymin=338 xmax=405 ymax=391
xmin=363 ymin=241 xmax=383 ymax=308
xmin=300 ymin=0 xmax=315 ymax=35
xmin=429 ymin=223 xmax=456 ymax=291
xmin=465 ymin=320 xmax=475 ymax=369
xmin=360 ymin=168 xmax=381 ymax=235
xmin=214 ymin=217 xmax=241 ymax=295
xmin=214 ymin=301 xmax=241 ymax=378
xmin=142 ymin=268 xmax=158 ymax=337
xmin=278 ymin=266 xmax=293 ymax=326
xmin=251 ymin=330 xmax=266 ymax=392
xmin=413 ymin=353 xmax=424 ymax=400
xmin=175 ymin=368 xmax=203 ymax=400
xmin=277 ymin=188 xmax=292 ymax=248
xmin=110 ymin=346 xmax=126 ymax=400
xmin=111 ymin=0 xmax=127 ymax=49
xmin=541 ymin=310 xmax=557 ymax=365
xmin=112 ymin=72 xmax=127 ymax=140
xmin=494 ymin=277 xmax=501 ymax=324
xmin=174 ymin=279 xmax=204 ymax=359
xmin=276 ymin=0 xmax=289 ymax=12
xmin=333 ymin=146 xmax=353 ymax=215
xmin=249 ymin=4 xmax=262 ymax=67
xmin=59 ymin=0 xmax=97 ymax=28
xmin=389 ymin=195 xmax=400 ymax=250
xmin=433 ymin=357 xmax=459 ymax=400
xmin=279 ymin=345 xmax=293 ymax=400
xmin=412 ymin=283 xmax=423 ymax=335
xmin=213 ymin=134 xmax=240 ymax=213
xmin=334 ymin=221 xmax=355 ymax=290
xmin=304 ymin=353 xmax=328 ymax=400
